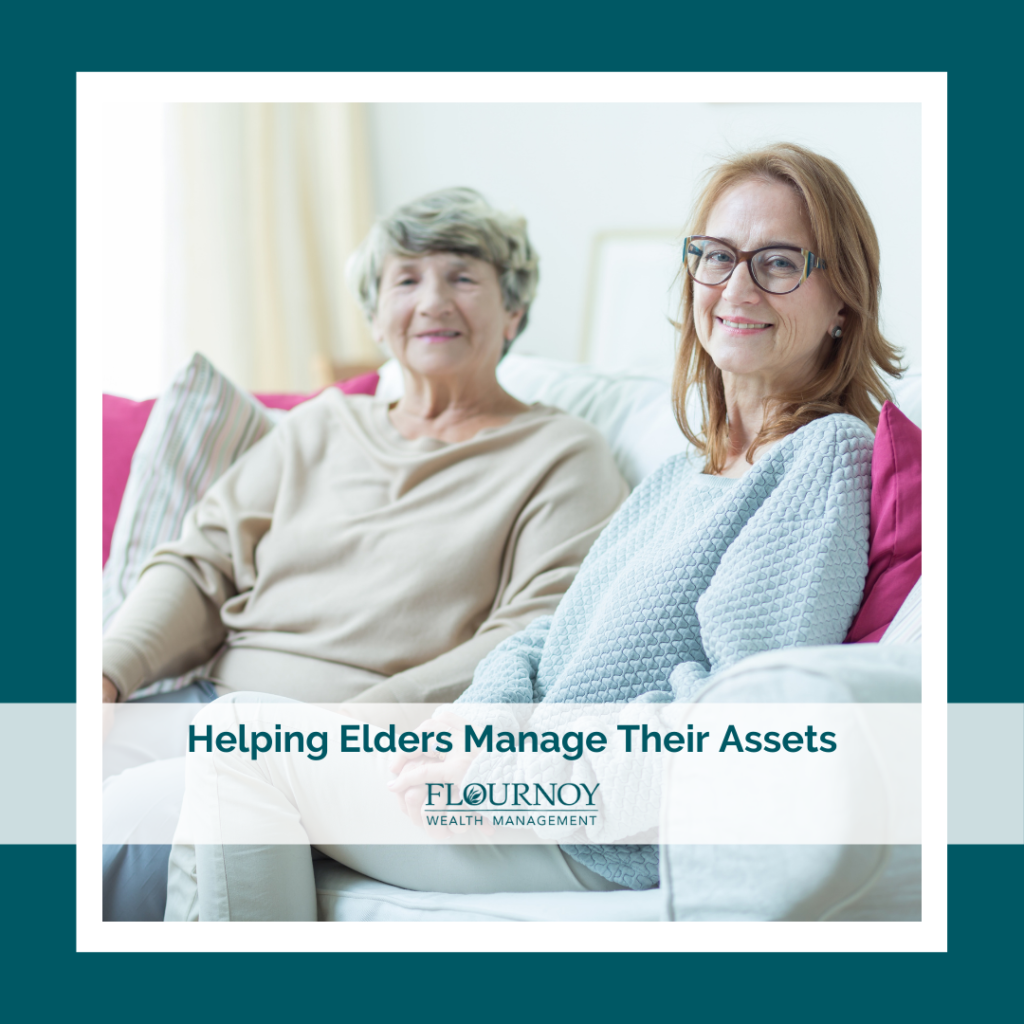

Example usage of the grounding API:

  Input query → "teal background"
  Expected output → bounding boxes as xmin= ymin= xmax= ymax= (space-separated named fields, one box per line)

xmin=3 ymin=0 xmax=1019 ymax=1012
xmin=1 ymin=846 xmax=1021 ymax=1011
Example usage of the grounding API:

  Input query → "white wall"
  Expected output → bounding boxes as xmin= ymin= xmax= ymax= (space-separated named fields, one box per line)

xmin=98 ymin=101 xmax=922 ymax=398
xmin=368 ymin=103 xmax=921 ymax=375
xmin=100 ymin=103 xmax=167 ymax=399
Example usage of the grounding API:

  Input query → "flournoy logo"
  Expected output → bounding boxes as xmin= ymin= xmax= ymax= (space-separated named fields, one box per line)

xmin=423 ymin=782 xmax=600 ymax=829
xmin=425 ymin=782 xmax=599 ymax=808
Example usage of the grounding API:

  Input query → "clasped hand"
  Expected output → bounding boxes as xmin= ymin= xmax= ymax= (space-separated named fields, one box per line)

xmin=387 ymin=710 xmax=494 ymax=837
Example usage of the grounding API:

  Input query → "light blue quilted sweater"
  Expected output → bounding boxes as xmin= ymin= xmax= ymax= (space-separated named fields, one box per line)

xmin=457 ymin=413 xmax=874 ymax=889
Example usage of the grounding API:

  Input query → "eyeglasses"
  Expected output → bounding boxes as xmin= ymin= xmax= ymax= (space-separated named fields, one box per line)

xmin=683 ymin=235 xmax=827 ymax=295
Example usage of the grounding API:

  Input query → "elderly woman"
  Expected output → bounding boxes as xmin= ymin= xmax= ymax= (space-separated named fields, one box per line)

xmin=164 ymin=143 xmax=904 ymax=918
xmin=101 ymin=187 xmax=627 ymax=919
xmin=102 ymin=187 xmax=626 ymax=707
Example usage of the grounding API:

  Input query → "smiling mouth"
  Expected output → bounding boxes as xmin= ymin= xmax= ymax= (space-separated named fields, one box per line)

xmin=416 ymin=330 xmax=461 ymax=342
xmin=719 ymin=318 xmax=772 ymax=330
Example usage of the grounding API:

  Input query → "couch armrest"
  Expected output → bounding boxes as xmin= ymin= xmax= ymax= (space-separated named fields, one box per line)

xmin=660 ymin=643 xmax=922 ymax=921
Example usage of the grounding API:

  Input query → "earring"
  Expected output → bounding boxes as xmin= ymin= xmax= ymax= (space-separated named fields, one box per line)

xmin=832 ymin=327 xmax=843 ymax=340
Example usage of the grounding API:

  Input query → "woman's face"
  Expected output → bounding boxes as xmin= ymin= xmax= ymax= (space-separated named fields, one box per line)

xmin=693 ymin=178 xmax=844 ymax=395
xmin=373 ymin=252 xmax=522 ymax=383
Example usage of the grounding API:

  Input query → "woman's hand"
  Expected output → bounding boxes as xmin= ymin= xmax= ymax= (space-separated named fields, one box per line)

xmin=102 ymin=676 xmax=119 ymax=703
xmin=387 ymin=711 xmax=493 ymax=835
xmin=388 ymin=709 xmax=467 ymax=778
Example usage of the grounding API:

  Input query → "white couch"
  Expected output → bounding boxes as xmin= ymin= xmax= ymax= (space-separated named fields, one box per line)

xmin=315 ymin=356 xmax=923 ymax=922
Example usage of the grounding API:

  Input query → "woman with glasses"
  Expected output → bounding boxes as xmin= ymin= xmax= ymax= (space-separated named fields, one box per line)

xmin=166 ymin=143 xmax=905 ymax=918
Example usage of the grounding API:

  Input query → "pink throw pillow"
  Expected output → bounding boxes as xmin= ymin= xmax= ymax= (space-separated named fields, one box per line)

xmin=253 ymin=371 xmax=379 ymax=410
xmin=845 ymin=401 xmax=922 ymax=643
xmin=103 ymin=395 xmax=157 ymax=566
xmin=102 ymin=372 xmax=379 ymax=566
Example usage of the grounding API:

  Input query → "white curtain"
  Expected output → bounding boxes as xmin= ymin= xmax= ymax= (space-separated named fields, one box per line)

xmin=165 ymin=103 xmax=379 ymax=393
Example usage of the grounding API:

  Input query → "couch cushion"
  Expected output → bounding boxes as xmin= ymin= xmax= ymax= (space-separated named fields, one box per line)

xmin=314 ymin=860 xmax=664 ymax=922
xmin=696 ymin=641 xmax=921 ymax=705
xmin=253 ymin=371 xmax=379 ymax=411
xmin=660 ymin=642 xmax=921 ymax=920
xmin=660 ymin=844 xmax=920 ymax=921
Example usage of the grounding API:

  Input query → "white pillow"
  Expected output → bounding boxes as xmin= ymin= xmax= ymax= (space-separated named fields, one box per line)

xmin=103 ymin=354 xmax=274 ymax=697
xmin=880 ymin=578 xmax=922 ymax=644
xmin=891 ymin=372 xmax=922 ymax=428
xmin=381 ymin=356 xmax=921 ymax=485
xmin=378 ymin=354 xmax=691 ymax=487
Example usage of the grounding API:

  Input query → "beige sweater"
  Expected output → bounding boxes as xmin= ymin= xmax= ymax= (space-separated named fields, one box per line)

xmin=102 ymin=391 xmax=628 ymax=703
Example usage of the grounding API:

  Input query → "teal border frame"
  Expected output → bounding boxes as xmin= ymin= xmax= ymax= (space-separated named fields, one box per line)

xmin=3 ymin=3 xmax=1019 ymax=1013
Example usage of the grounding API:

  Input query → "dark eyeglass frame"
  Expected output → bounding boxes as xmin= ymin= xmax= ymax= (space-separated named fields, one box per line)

xmin=683 ymin=235 xmax=828 ymax=295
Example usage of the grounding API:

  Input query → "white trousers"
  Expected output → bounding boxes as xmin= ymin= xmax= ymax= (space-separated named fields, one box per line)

xmin=157 ymin=693 xmax=621 ymax=921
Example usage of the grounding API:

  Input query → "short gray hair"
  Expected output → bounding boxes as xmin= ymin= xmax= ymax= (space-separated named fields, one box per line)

xmin=347 ymin=187 xmax=540 ymax=352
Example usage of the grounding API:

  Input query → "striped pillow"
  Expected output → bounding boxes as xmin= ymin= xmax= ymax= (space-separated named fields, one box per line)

xmin=102 ymin=354 xmax=274 ymax=696
xmin=879 ymin=578 xmax=922 ymax=645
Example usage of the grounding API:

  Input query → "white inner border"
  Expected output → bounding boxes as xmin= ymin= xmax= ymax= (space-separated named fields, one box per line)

xmin=77 ymin=70 xmax=947 ymax=953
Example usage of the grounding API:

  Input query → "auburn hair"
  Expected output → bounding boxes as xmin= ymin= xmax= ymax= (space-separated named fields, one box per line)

xmin=673 ymin=143 xmax=903 ymax=474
